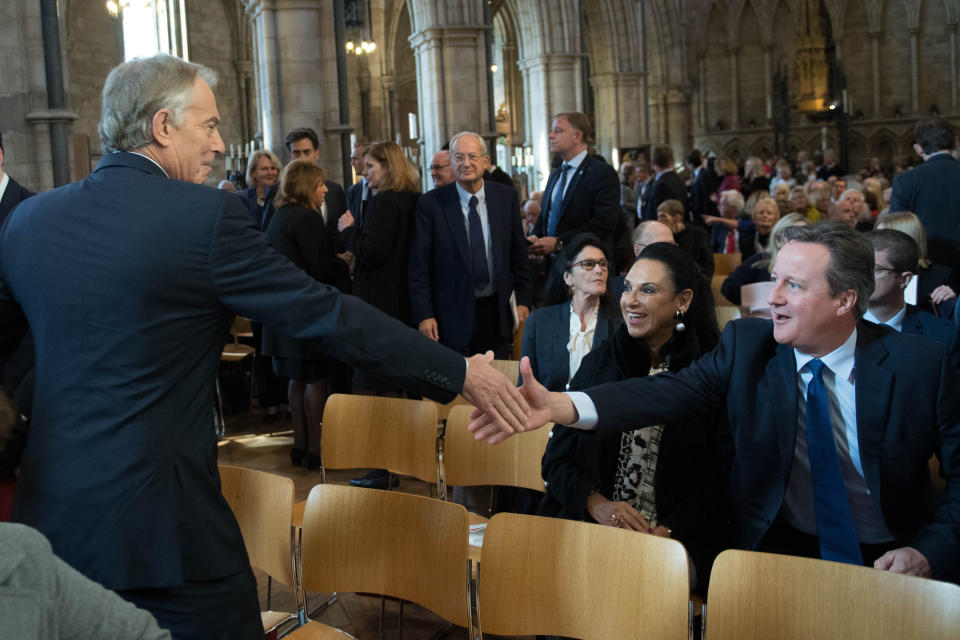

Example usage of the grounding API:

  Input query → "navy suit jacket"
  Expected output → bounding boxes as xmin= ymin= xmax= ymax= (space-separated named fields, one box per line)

xmin=532 ymin=154 xmax=620 ymax=248
xmin=690 ymin=167 xmax=718 ymax=222
xmin=890 ymin=154 xmax=960 ymax=252
xmin=585 ymin=319 xmax=960 ymax=579
xmin=0 ymin=152 xmax=465 ymax=590
xmin=346 ymin=179 xmax=366 ymax=222
xmin=0 ymin=176 xmax=34 ymax=223
xmin=409 ymin=181 xmax=532 ymax=348
xmin=649 ymin=169 xmax=688 ymax=220
xmin=520 ymin=301 xmax=619 ymax=392
xmin=901 ymin=304 xmax=960 ymax=372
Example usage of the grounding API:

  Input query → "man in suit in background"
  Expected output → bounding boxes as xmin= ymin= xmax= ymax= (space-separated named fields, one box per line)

xmin=863 ymin=229 xmax=960 ymax=371
xmin=474 ymin=222 xmax=960 ymax=582
xmin=647 ymin=145 xmax=687 ymax=221
xmin=410 ymin=131 xmax=532 ymax=360
xmin=260 ymin=127 xmax=346 ymax=235
xmin=687 ymin=149 xmax=717 ymax=225
xmin=890 ymin=117 xmax=960 ymax=267
xmin=0 ymin=54 xmax=529 ymax=638
xmin=633 ymin=159 xmax=653 ymax=222
xmin=345 ymin=141 xmax=370 ymax=225
xmin=428 ymin=150 xmax=455 ymax=189
xmin=529 ymin=112 xmax=619 ymax=259
xmin=0 ymin=135 xmax=34 ymax=222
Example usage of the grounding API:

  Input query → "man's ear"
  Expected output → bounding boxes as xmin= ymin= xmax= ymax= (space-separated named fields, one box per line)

xmin=899 ymin=271 xmax=915 ymax=290
xmin=151 ymin=108 xmax=175 ymax=148
xmin=836 ymin=289 xmax=858 ymax=316
xmin=913 ymin=143 xmax=926 ymax=160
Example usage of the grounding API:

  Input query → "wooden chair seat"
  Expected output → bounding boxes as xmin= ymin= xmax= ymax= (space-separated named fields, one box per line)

xmin=260 ymin=610 xmax=296 ymax=634
xmin=284 ymin=621 xmax=357 ymax=639
xmin=221 ymin=343 xmax=255 ymax=362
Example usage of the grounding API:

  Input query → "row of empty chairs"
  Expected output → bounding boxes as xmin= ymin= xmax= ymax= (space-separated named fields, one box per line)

xmin=220 ymin=466 xmax=960 ymax=639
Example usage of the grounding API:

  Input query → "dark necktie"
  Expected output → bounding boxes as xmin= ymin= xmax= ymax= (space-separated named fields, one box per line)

xmin=805 ymin=358 xmax=863 ymax=565
xmin=468 ymin=195 xmax=490 ymax=290
xmin=547 ymin=163 xmax=571 ymax=237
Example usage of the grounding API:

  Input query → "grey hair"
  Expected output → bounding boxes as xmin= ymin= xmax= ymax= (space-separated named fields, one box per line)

xmin=448 ymin=131 xmax=488 ymax=157
xmin=778 ymin=221 xmax=875 ymax=318
xmin=719 ymin=189 xmax=745 ymax=211
xmin=246 ymin=149 xmax=281 ymax=186
xmin=98 ymin=54 xmax=218 ymax=153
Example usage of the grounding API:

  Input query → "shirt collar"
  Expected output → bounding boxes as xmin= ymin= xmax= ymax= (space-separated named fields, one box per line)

xmin=794 ymin=327 xmax=857 ymax=382
xmin=925 ymin=150 xmax=954 ymax=161
xmin=129 ymin=151 xmax=170 ymax=178
xmin=863 ymin=306 xmax=906 ymax=332
xmin=655 ymin=167 xmax=674 ymax=181
xmin=456 ymin=180 xmax=485 ymax=207
xmin=563 ymin=149 xmax=588 ymax=170
xmin=0 ymin=173 xmax=8 ymax=203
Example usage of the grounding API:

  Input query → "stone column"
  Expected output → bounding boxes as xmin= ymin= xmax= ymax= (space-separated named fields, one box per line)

xmin=234 ymin=60 xmax=254 ymax=142
xmin=909 ymin=27 xmax=920 ymax=114
xmin=763 ymin=46 xmax=772 ymax=121
xmin=517 ymin=53 xmax=583 ymax=189
xmin=730 ymin=48 xmax=740 ymax=129
xmin=950 ymin=24 xmax=958 ymax=112
xmin=698 ymin=55 xmax=707 ymax=131
xmin=665 ymin=86 xmax=692 ymax=161
xmin=244 ymin=0 xmax=348 ymax=181
xmin=590 ymin=72 xmax=643 ymax=161
xmin=870 ymin=31 xmax=881 ymax=117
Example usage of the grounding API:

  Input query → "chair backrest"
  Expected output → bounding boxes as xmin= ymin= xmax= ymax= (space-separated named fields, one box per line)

xmin=299 ymin=484 xmax=471 ymax=627
xmin=476 ymin=513 xmax=690 ymax=640
xmin=739 ymin=281 xmax=773 ymax=318
xmin=218 ymin=464 xmax=295 ymax=587
xmin=711 ymin=274 xmax=731 ymax=307
xmin=442 ymin=404 xmax=551 ymax=493
xmin=706 ymin=550 xmax=960 ymax=640
xmin=715 ymin=306 xmax=741 ymax=331
xmin=713 ymin=252 xmax=742 ymax=276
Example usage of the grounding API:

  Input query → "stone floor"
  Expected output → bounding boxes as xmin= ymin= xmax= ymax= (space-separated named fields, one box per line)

xmin=217 ymin=406 xmax=530 ymax=640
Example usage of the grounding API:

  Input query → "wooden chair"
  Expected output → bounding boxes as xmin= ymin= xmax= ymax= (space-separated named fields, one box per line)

xmin=217 ymin=465 xmax=301 ymax=635
xmin=440 ymin=404 xmax=550 ymax=501
xmin=704 ymin=549 xmax=960 ymax=640
xmin=431 ymin=359 xmax=520 ymax=421
xmin=739 ymin=281 xmax=773 ymax=319
xmin=216 ymin=317 xmax=257 ymax=438
xmin=475 ymin=512 xmax=691 ymax=639
xmin=287 ymin=484 xmax=472 ymax=639
xmin=711 ymin=274 xmax=732 ymax=308
xmin=713 ymin=252 xmax=742 ymax=276
xmin=320 ymin=393 xmax=441 ymax=490
xmin=715 ymin=306 xmax=740 ymax=331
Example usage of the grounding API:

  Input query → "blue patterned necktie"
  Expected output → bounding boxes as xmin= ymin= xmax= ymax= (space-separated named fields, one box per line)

xmin=468 ymin=195 xmax=490 ymax=290
xmin=805 ymin=358 xmax=863 ymax=565
xmin=547 ymin=163 xmax=571 ymax=237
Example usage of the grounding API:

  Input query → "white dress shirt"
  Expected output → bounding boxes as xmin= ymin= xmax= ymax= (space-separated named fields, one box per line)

xmin=555 ymin=149 xmax=587 ymax=202
xmin=566 ymin=304 xmax=598 ymax=388
xmin=0 ymin=173 xmax=9 ymax=204
xmin=863 ymin=306 xmax=906 ymax=332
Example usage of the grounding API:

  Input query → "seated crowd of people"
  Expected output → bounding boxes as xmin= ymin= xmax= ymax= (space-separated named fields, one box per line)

xmin=1 ymin=52 xmax=958 ymax=639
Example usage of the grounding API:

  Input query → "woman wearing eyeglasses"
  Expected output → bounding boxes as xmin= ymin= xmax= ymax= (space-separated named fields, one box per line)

xmin=520 ymin=233 xmax=620 ymax=392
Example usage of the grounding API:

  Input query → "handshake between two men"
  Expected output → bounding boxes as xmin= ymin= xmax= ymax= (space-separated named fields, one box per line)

xmin=462 ymin=355 xmax=557 ymax=444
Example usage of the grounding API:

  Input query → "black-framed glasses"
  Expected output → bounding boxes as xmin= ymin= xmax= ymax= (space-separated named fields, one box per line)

xmin=429 ymin=163 xmax=450 ymax=171
xmin=874 ymin=266 xmax=899 ymax=275
xmin=571 ymin=259 xmax=609 ymax=271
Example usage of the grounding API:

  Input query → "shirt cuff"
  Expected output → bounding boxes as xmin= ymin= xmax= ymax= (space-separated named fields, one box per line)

xmin=564 ymin=391 xmax=599 ymax=430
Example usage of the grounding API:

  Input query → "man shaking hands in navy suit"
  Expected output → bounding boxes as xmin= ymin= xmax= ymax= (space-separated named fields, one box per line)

xmin=0 ymin=54 xmax=530 ymax=639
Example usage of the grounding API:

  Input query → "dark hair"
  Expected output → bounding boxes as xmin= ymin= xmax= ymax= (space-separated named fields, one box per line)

xmin=285 ymin=127 xmax=319 ymax=153
xmin=914 ymin=117 xmax=957 ymax=154
xmin=0 ymin=132 xmax=3 ymax=153
xmin=636 ymin=242 xmax=720 ymax=366
xmin=554 ymin=112 xmax=594 ymax=145
xmin=544 ymin=233 xmax=613 ymax=307
xmin=652 ymin=145 xmax=674 ymax=169
xmin=779 ymin=221 xmax=875 ymax=318
xmin=687 ymin=149 xmax=702 ymax=167
xmin=866 ymin=228 xmax=919 ymax=273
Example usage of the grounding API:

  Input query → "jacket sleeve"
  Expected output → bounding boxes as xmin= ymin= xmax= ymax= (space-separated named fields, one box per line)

xmin=519 ymin=309 xmax=539 ymax=385
xmin=540 ymin=424 xmax=600 ymax=521
xmin=558 ymin=162 xmax=621 ymax=244
xmin=341 ymin=191 xmax=406 ymax=267
xmin=508 ymin=190 xmax=534 ymax=307
xmin=209 ymin=193 xmax=465 ymax=403
xmin=294 ymin=210 xmax=349 ymax=286
xmin=889 ymin=172 xmax=911 ymax=214
xmin=408 ymin=195 xmax=437 ymax=325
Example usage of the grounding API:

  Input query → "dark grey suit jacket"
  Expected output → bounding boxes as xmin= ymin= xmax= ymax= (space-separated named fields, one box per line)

xmin=0 ymin=152 xmax=465 ymax=590
xmin=533 ymin=154 xmax=620 ymax=248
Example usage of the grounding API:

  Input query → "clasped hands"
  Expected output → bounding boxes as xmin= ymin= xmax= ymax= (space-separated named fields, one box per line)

xmin=464 ymin=355 xmax=569 ymax=444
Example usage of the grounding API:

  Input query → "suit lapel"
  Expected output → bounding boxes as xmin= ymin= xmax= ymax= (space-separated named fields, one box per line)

xmin=554 ymin=304 xmax=572 ymax=382
xmin=439 ymin=186 xmax=471 ymax=267
xmin=853 ymin=328 xmax=893 ymax=504
xmin=556 ymin=160 xmax=588 ymax=221
xmin=769 ymin=343 xmax=800 ymax=488
xmin=542 ymin=168 xmax=560 ymax=219
xmin=486 ymin=185 xmax=505 ymax=282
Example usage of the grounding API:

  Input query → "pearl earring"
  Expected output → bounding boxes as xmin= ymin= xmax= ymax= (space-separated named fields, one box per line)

xmin=674 ymin=309 xmax=686 ymax=332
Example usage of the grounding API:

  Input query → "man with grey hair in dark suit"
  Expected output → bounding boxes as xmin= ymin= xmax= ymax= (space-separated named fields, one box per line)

xmin=0 ymin=53 xmax=529 ymax=639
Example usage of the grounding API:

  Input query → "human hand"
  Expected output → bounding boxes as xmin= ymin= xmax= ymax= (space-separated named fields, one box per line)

xmin=337 ymin=251 xmax=354 ymax=270
xmin=930 ymin=284 xmax=957 ymax=304
xmin=517 ymin=305 xmax=530 ymax=324
xmin=528 ymin=236 xmax=559 ymax=256
xmin=461 ymin=351 xmax=530 ymax=442
xmin=418 ymin=318 xmax=439 ymax=341
xmin=587 ymin=494 xmax=653 ymax=532
xmin=702 ymin=215 xmax=721 ymax=226
xmin=338 ymin=211 xmax=355 ymax=231
xmin=873 ymin=547 xmax=932 ymax=577
xmin=468 ymin=356 xmax=570 ymax=443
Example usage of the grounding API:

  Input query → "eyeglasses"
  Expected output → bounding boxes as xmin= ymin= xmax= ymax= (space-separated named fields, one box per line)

xmin=874 ymin=266 xmax=899 ymax=275
xmin=429 ymin=163 xmax=450 ymax=171
xmin=570 ymin=259 xmax=608 ymax=271
xmin=453 ymin=153 xmax=485 ymax=164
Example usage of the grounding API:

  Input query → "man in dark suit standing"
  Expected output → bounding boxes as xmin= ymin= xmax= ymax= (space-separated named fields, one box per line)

xmin=529 ymin=112 xmax=619 ymax=258
xmin=0 ymin=137 xmax=34 ymax=223
xmin=345 ymin=141 xmax=370 ymax=224
xmin=410 ymin=131 xmax=532 ymax=360
xmin=687 ymin=148 xmax=717 ymax=225
xmin=0 ymin=54 xmax=529 ymax=639
xmin=863 ymin=229 xmax=960 ymax=371
xmin=646 ymin=145 xmax=687 ymax=221
xmin=890 ymin=117 xmax=960 ymax=267
xmin=474 ymin=222 xmax=960 ymax=582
